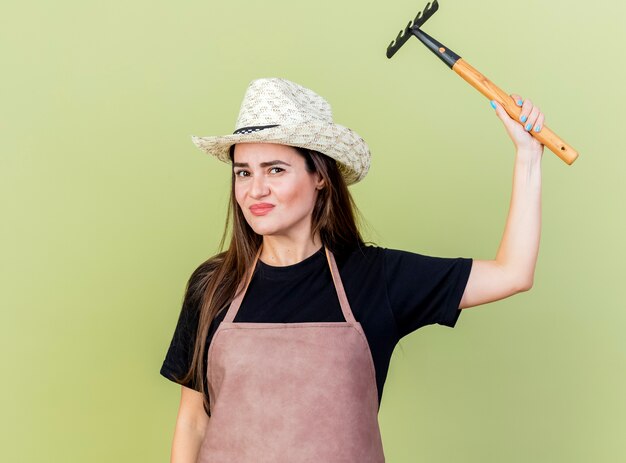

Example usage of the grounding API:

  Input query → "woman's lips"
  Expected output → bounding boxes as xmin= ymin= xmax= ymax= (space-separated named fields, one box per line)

xmin=249 ymin=204 xmax=275 ymax=216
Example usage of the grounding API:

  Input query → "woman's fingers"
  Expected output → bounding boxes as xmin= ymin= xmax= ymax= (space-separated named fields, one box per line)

xmin=533 ymin=112 xmax=544 ymax=133
xmin=508 ymin=94 xmax=545 ymax=132
xmin=510 ymin=93 xmax=523 ymax=107
xmin=491 ymin=94 xmax=546 ymax=152
xmin=525 ymin=104 xmax=541 ymax=131
xmin=519 ymin=98 xmax=534 ymax=125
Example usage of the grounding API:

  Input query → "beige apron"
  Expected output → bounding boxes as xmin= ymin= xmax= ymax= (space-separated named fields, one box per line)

xmin=197 ymin=246 xmax=386 ymax=463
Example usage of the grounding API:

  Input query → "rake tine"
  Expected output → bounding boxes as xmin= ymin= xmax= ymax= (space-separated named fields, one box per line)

xmin=386 ymin=0 xmax=439 ymax=59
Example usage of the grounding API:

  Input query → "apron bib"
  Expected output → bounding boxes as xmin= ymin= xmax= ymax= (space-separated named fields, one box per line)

xmin=197 ymin=245 xmax=386 ymax=463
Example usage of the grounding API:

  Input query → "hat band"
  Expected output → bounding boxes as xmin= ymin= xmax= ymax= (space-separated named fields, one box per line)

xmin=233 ymin=124 xmax=280 ymax=135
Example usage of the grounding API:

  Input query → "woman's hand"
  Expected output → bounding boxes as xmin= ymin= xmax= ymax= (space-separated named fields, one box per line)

xmin=491 ymin=94 xmax=545 ymax=161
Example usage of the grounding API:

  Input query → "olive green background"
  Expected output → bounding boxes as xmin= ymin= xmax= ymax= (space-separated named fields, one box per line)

xmin=2 ymin=0 xmax=624 ymax=461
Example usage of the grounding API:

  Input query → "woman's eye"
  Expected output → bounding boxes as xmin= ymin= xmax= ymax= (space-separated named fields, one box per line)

xmin=270 ymin=167 xmax=284 ymax=174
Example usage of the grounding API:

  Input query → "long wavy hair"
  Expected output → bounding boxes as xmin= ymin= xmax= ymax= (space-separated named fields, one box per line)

xmin=173 ymin=144 xmax=369 ymax=416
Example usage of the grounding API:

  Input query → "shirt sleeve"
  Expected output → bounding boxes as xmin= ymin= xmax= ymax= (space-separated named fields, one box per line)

xmin=382 ymin=247 xmax=473 ymax=338
xmin=159 ymin=294 xmax=204 ymax=392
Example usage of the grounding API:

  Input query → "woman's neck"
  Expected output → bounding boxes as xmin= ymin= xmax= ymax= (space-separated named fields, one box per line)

xmin=259 ymin=234 xmax=323 ymax=267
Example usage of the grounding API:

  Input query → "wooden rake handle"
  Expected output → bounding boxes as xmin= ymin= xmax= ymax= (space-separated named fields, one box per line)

xmin=453 ymin=59 xmax=578 ymax=164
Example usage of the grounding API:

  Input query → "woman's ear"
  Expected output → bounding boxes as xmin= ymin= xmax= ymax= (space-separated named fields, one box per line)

xmin=315 ymin=176 xmax=325 ymax=190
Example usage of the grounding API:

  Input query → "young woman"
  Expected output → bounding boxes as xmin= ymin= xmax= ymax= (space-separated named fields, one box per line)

xmin=160 ymin=77 xmax=544 ymax=462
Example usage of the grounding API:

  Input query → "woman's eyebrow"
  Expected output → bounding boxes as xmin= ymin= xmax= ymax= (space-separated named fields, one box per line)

xmin=233 ymin=160 xmax=292 ymax=168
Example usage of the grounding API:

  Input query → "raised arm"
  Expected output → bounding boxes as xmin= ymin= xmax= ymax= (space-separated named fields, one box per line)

xmin=459 ymin=94 xmax=543 ymax=309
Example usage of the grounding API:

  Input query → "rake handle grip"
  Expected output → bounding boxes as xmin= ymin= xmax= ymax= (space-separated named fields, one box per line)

xmin=453 ymin=58 xmax=579 ymax=165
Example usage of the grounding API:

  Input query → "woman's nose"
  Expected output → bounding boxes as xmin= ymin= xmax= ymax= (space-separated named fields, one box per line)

xmin=250 ymin=174 xmax=269 ymax=198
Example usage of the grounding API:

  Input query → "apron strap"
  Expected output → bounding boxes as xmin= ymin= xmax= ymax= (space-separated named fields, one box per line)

xmin=224 ymin=245 xmax=263 ymax=322
xmin=324 ymin=247 xmax=356 ymax=324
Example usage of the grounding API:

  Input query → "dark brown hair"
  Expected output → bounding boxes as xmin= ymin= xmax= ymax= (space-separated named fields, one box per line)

xmin=173 ymin=144 xmax=370 ymax=416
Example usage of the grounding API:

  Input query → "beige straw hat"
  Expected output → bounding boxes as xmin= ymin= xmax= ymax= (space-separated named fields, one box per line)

xmin=190 ymin=77 xmax=371 ymax=185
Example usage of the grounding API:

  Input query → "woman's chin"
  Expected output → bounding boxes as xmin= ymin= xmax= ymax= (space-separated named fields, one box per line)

xmin=246 ymin=214 xmax=307 ymax=238
xmin=248 ymin=223 xmax=280 ymax=236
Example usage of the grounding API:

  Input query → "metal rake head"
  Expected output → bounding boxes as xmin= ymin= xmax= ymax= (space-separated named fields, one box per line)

xmin=386 ymin=0 xmax=439 ymax=59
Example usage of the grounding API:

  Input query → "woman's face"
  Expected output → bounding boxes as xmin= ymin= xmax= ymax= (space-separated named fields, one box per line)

xmin=233 ymin=143 xmax=324 ymax=239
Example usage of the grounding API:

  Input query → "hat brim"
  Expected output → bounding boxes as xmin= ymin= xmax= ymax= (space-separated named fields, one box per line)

xmin=191 ymin=121 xmax=370 ymax=185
